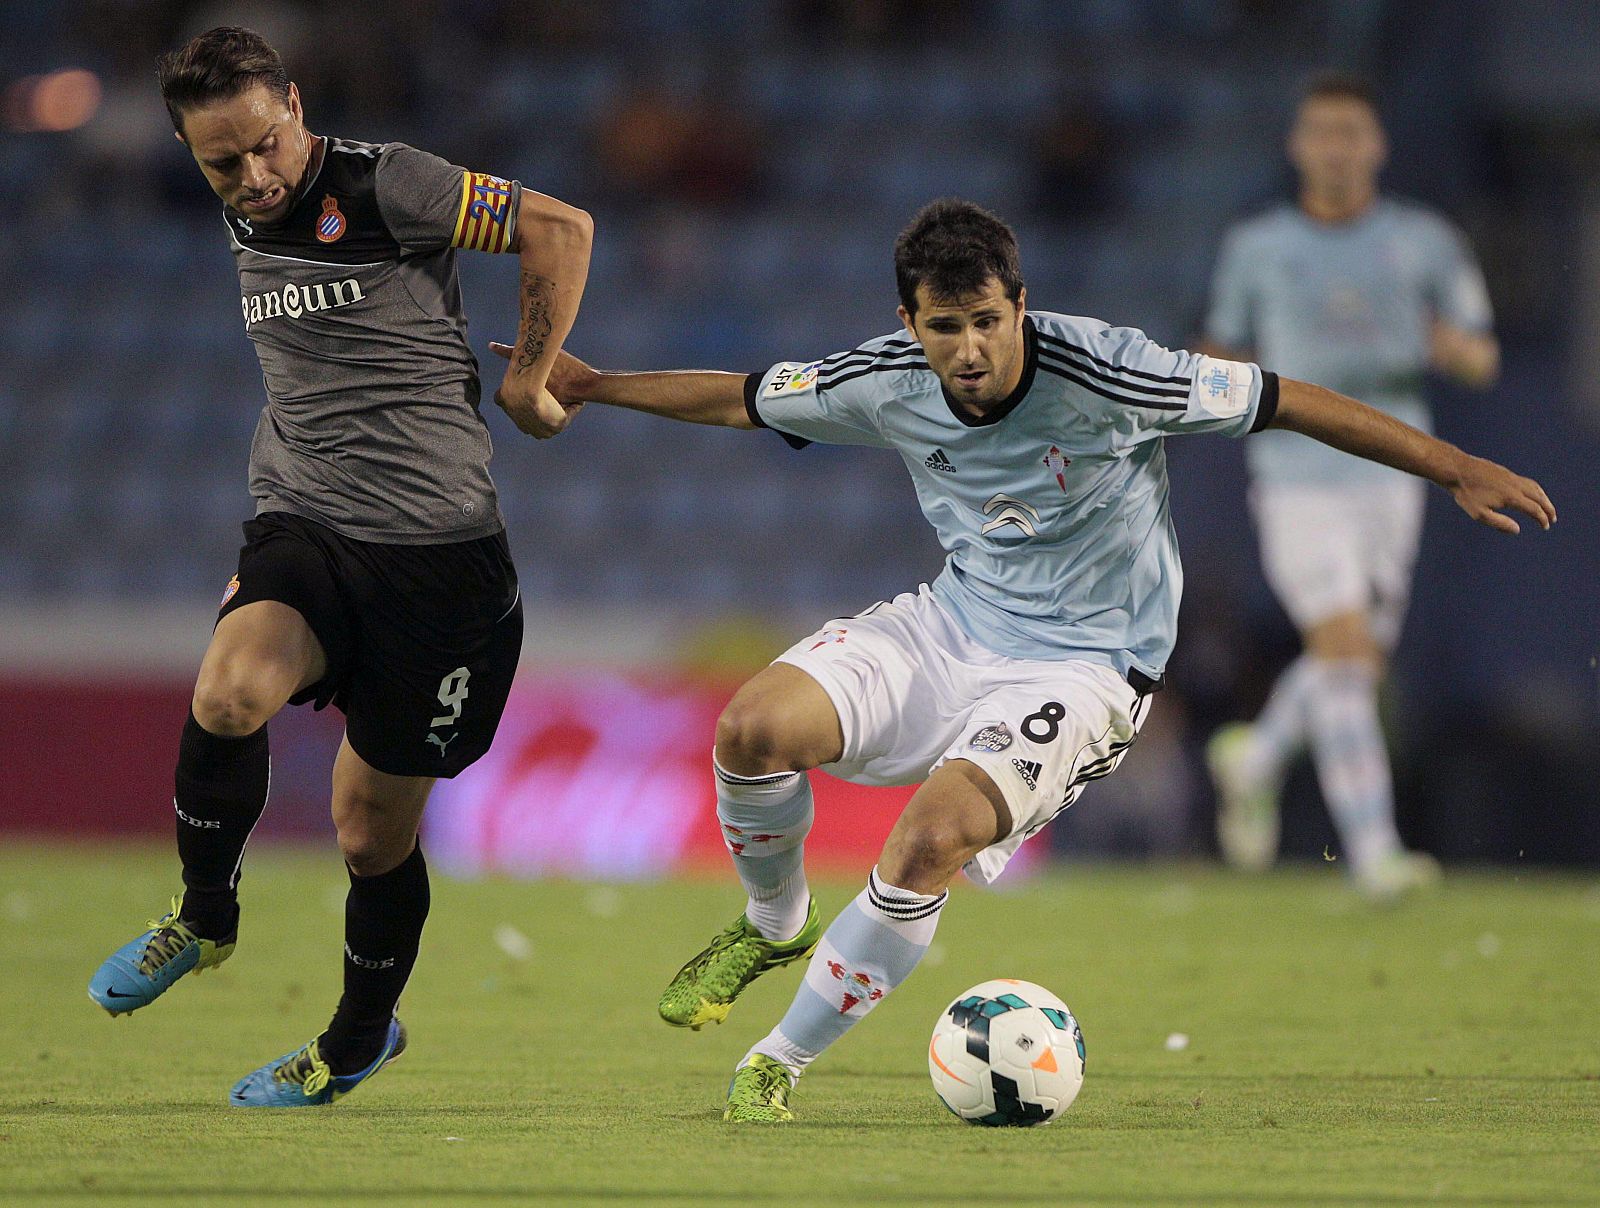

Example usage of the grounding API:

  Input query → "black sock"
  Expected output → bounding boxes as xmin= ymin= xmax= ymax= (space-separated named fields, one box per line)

xmin=321 ymin=843 xmax=430 ymax=1074
xmin=174 ymin=711 xmax=269 ymax=939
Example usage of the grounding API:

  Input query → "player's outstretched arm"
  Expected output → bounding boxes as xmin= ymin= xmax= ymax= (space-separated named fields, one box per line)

xmin=1270 ymin=377 xmax=1555 ymax=534
xmin=494 ymin=190 xmax=594 ymax=439
xmin=487 ymin=347 xmax=756 ymax=429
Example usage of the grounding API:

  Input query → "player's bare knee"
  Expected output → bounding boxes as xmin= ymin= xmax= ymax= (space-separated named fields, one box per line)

xmin=191 ymin=671 xmax=274 ymax=737
xmin=1304 ymin=613 xmax=1382 ymax=667
xmin=337 ymin=822 xmax=408 ymax=877
xmin=714 ymin=699 xmax=794 ymax=777
xmin=880 ymin=823 xmax=969 ymax=891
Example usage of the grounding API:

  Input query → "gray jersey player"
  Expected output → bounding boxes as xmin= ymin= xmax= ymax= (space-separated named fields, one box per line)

xmin=88 ymin=26 xmax=592 ymax=1107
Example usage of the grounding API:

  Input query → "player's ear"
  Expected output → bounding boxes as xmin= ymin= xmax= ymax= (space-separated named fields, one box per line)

xmin=173 ymin=129 xmax=187 ymax=146
xmin=897 ymin=303 xmax=916 ymax=340
xmin=287 ymin=81 xmax=303 ymax=122
xmin=1015 ymin=286 xmax=1027 ymax=325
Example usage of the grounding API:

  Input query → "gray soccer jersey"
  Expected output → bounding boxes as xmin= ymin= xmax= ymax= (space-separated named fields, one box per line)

xmin=224 ymin=137 xmax=523 ymax=542
xmin=746 ymin=313 xmax=1277 ymax=682
xmin=1206 ymin=198 xmax=1491 ymax=485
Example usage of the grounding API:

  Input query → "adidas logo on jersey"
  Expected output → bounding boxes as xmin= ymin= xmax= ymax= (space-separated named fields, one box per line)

xmin=1012 ymin=759 xmax=1042 ymax=791
xmin=925 ymin=449 xmax=957 ymax=473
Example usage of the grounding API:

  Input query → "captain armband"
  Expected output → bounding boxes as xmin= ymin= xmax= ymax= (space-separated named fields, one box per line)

xmin=451 ymin=171 xmax=518 ymax=253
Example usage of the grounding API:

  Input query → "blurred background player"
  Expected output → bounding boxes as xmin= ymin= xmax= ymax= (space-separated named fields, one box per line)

xmin=85 ymin=27 xmax=591 ymax=1106
xmin=1202 ymin=74 xmax=1500 ymax=898
xmin=522 ymin=198 xmax=1551 ymax=1122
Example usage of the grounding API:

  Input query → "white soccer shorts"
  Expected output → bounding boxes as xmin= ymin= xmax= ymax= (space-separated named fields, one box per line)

xmin=1250 ymin=476 xmax=1426 ymax=650
xmin=774 ymin=586 xmax=1150 ymax=885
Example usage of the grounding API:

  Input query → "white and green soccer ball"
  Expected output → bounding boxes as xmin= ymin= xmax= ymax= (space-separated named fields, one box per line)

xmin=928 ymin=978 xmax=1085 ymax=1126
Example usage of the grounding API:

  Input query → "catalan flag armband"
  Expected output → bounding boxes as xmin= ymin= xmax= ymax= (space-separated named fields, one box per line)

xmin=452 ymin=171 xmax=518 ymax=253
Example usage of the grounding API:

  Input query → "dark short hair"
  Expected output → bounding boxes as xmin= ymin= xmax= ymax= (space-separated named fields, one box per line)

xmin=158 ymin=26 xmax=290 ymax=136
xmin=894 ymin=198 xmax=1024 ymax=316
xmin=1299 ymin=71 xmax=1380 ymax=115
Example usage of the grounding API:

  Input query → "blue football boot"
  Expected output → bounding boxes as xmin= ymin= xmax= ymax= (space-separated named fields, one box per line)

xmin=229 ymin=1017 xmax=407 ymax=1108
xmin=88 ymin=896 xmax=236 ymax=1015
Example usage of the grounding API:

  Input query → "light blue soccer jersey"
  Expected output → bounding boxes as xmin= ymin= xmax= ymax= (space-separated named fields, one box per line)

xmin=746 ymin=313 xmax=1276 ymax=682
xmin=1206 ymin=197 xmax=1492 ymax=485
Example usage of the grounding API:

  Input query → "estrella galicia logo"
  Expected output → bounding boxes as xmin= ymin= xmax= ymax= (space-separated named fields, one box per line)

xmin=969 ymin=723 xmax=1013 ymax=753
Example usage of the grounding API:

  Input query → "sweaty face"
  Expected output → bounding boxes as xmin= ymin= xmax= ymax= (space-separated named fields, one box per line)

xmin=900 ymin=280 xmax=1027 ymax=409
xmin=1288 ymin=96 xmax=1386 ymax=200
xmin=179 ymin=82 xmax=312 ymax=224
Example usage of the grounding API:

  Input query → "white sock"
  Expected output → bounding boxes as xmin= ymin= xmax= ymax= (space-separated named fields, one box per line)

xmin=743 ymin=1028 xmax=815 ymax=1084
xmin=713 ymin=755 xmax=813 ymax=941
xmin=1245 ymin=654 xmax=1316 ymax=786
xmin=1303 ymin=658 xmax=1404 ymax=873
xmin=747 ymin=867 xmax=946 ymax=1077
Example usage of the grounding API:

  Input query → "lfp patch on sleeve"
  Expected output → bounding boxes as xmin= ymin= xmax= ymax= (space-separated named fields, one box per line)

xmin=763 ymin=361 xmax=823 ymax=398
xmin=1193 ymin=356 xmax=1254 ymax=419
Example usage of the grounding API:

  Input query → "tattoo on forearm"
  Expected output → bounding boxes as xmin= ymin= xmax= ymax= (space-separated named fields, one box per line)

xmin=515 ymin=271 xmax=556 ymax=373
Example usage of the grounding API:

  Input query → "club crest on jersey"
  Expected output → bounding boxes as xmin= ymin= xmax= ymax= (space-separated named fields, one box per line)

xmin=1043 ymin=445 xmax=1071 ymax=492
xmin=808 ymin=626 xmax=847 ymax=652
xmin=219 ymin=574 xmax=240 ymax=608
xmin=969 ymin=723 xmax=1013 ymax=753
xmin=315 ymin=194 xmax=347 ymax=243
xmin=764 ymin=361 xmax=822 ymax=397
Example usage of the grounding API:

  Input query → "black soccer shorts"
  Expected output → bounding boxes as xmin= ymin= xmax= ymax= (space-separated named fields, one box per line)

xmin=217 ymin=511 xmax=523 ymax=778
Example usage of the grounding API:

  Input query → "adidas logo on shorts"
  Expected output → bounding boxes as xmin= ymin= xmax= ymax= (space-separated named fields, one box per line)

xmin=925 ymin=448 xmax=956 ymax=473
xmin=1012 ymin=758 xmax=1041 ymax=791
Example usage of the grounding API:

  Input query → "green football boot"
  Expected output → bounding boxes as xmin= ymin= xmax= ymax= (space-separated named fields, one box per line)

xmin=658 ymin=898 xmax=821 ymax=1029
xmin=723 ymin=1054 xmax=797 ymax=1123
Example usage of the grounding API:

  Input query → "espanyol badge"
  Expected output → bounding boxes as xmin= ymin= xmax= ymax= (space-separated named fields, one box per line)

xmin=968 ymin=723 xmax=1013 ymax=753
xmin=315 ymin=194 xmax=347 ymax=243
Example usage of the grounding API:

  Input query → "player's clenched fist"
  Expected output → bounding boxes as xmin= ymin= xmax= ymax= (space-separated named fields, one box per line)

xmin=489 ymin=341 xmax=583 ymax=438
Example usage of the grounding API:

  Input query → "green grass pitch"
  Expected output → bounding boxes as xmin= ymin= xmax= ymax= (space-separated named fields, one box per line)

xmin=2 ymin=842 xmax=1596 ymax=1206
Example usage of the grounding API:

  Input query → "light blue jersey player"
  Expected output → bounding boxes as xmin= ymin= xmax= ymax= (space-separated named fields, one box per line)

xmin=1203 ymin=75 xmax=1501 ymax=897
xmin=753 ymin=310 xmax=1272 ymax=688
xmin=513 ymin=198 xmax=1550 ymax=1124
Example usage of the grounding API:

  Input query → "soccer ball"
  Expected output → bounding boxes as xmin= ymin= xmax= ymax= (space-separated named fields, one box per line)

xmin=928 ymin=978 xmax=1085 ymax=1126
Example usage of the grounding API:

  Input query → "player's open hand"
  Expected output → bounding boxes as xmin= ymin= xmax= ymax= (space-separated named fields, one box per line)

xmin=1448 ymin=453 xmax=1556 ymax=535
